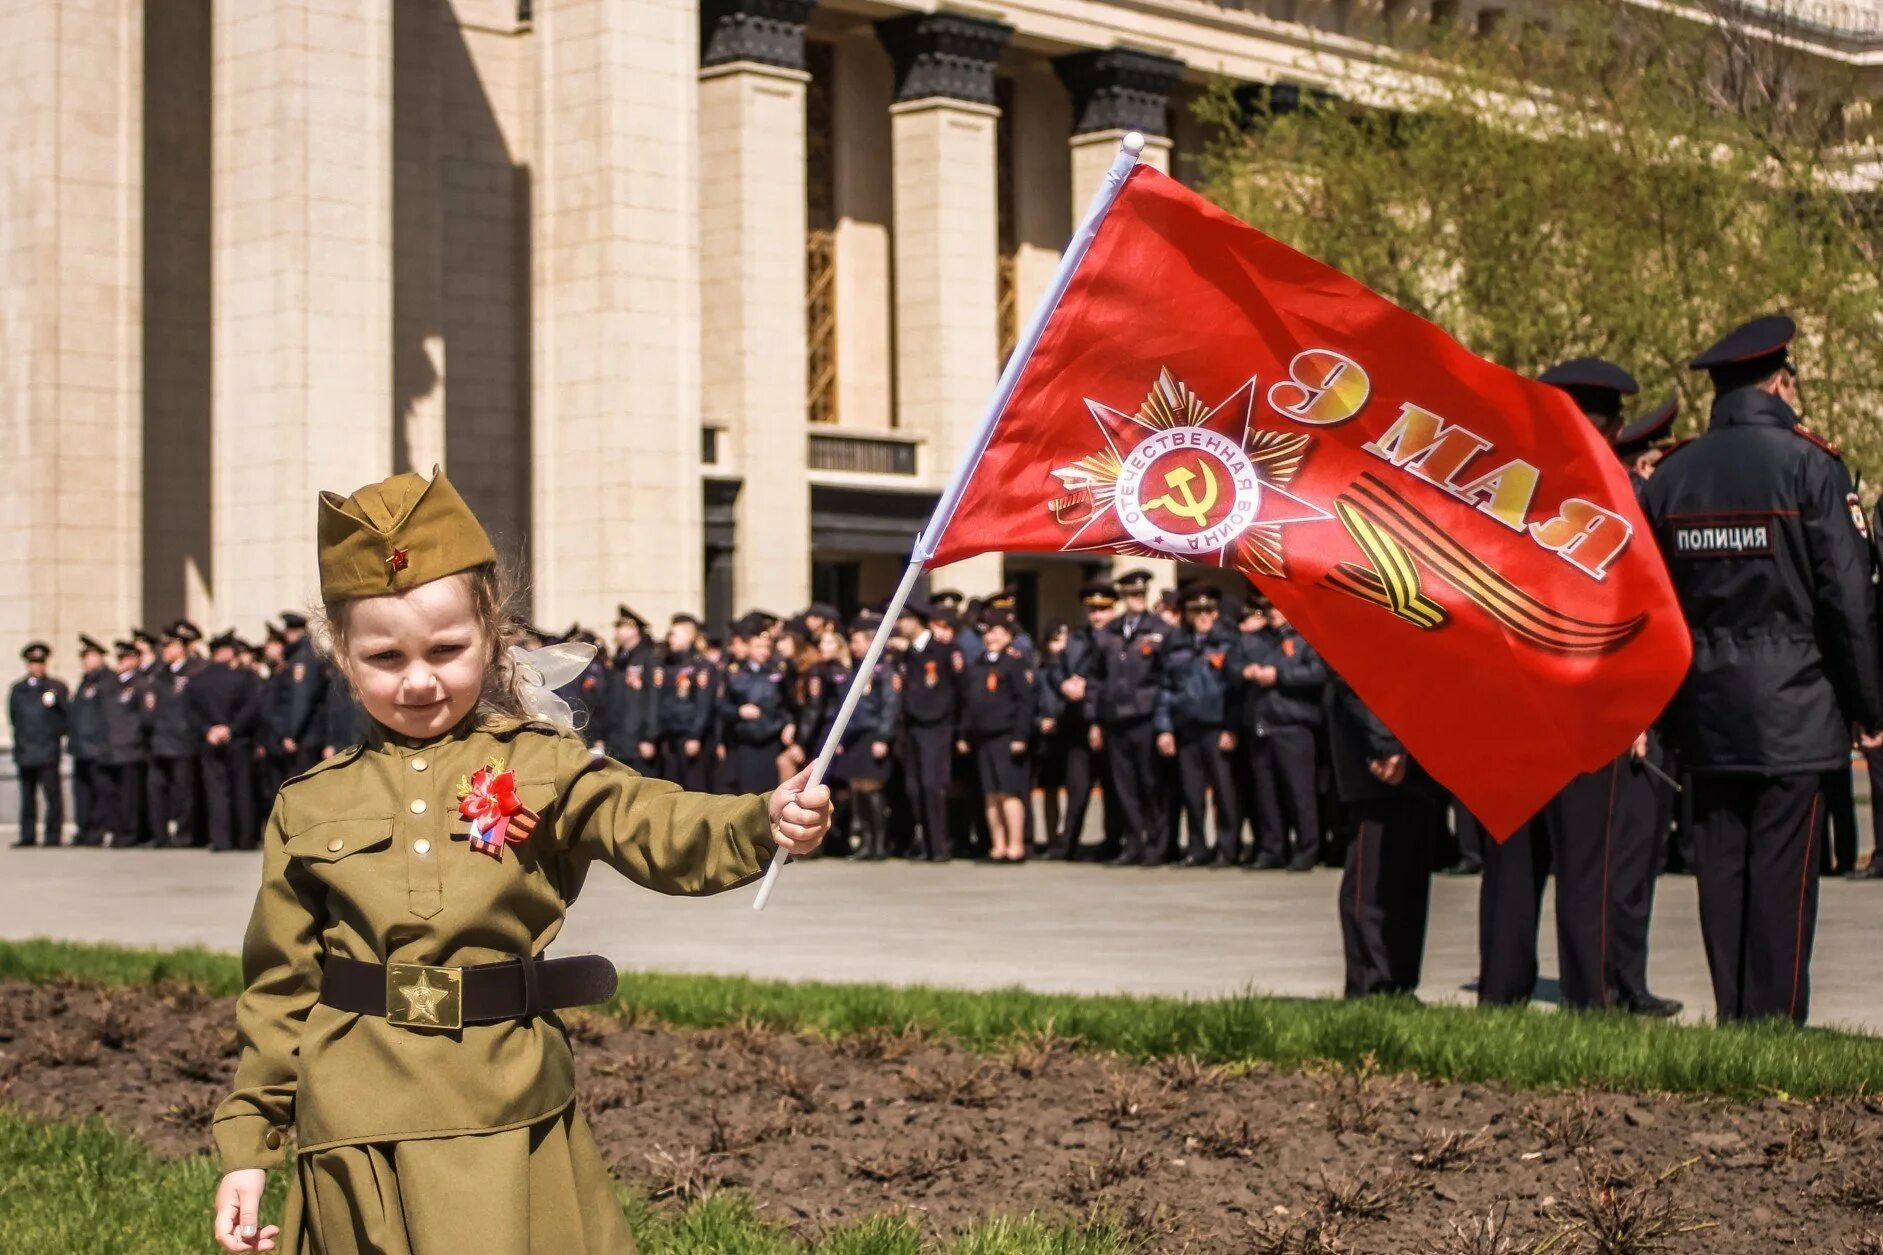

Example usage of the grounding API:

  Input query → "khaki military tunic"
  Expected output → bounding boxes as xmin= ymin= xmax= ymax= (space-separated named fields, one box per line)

xmin=214 ymin=717 xmax=776 ymax=1253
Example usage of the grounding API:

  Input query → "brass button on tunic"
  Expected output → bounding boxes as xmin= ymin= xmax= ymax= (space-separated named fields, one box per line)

xmin=213 ymin=719 xmax=776 ymax=1182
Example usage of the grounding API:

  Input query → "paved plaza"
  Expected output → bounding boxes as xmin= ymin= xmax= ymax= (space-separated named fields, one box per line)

xmin=0 ymin=837 xmax=1876 ymax=1034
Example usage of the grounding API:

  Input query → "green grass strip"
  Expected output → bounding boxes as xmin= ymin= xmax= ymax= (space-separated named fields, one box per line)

xmin=4 ymin=937 xmax=1880 ymax=1099
xmin=0 ymin=1110 xmax=1131 ymax=1255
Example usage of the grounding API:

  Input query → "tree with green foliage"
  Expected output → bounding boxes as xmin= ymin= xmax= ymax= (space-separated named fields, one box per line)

xmin=1196 ymin=0 xmax=1882 ymax=486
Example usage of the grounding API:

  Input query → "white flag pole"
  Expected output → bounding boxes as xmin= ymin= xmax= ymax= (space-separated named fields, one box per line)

xmin=753 ymin=132 xmax=1145 ymax=911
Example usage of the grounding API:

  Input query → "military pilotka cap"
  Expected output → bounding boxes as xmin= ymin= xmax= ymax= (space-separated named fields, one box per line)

xmin=20 ymin=642 xmax=49 ymax=663
xmin=1690 ymin=314 xmax=1795 ymax=391
xmin=1539 ymin=357 xmax=1639 ymax=421
xmin=317 ymin=467 xmax=496 ymax=605
xmin=1615 ymin=395 xmax=1678 ymax=458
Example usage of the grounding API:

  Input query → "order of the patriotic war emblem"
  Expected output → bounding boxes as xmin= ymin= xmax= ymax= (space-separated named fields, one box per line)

xmin=1046 ymin=368 xmax=1329 ymax=577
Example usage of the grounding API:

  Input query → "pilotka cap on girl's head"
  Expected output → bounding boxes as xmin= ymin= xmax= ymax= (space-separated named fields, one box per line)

xmin=317 ymin=467 xmax=497 ymax=604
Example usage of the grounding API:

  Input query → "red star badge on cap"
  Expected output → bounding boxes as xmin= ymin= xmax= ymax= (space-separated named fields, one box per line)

xmin=387 ymin=548 xmax=409 ymax=573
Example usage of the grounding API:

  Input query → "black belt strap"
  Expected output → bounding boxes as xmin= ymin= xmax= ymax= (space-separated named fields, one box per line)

xmin=318 ymin=954 xmax=618 ymax=1024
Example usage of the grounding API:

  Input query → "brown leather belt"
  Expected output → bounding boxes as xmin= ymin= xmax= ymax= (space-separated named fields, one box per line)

xmin=318 ymin=954 xmax=618 ymax=1031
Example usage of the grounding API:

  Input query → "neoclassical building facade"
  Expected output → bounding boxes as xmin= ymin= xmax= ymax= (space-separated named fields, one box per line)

xmin=4 ymin=0 xmax=1878 ymax=649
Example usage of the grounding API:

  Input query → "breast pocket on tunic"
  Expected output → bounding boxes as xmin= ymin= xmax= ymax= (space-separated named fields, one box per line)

xmin=283 ymin=819 xmax=395 ymax=889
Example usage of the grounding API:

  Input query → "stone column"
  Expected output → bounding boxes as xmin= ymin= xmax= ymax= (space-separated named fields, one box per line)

xmin=1056 ymin=48 xmax=1185 ymax=591
xmin=0 ymin=3 xmax=143 ymax=656
xmin=212 ymin=1 xmax=393 ymax=627
xmin=534 ymin=0 xmax=703 ymax=627
xmin=699 ymin=0 xmax=815 ymax=618
xmin=877 ymin=11 xmax=1012 ymax=597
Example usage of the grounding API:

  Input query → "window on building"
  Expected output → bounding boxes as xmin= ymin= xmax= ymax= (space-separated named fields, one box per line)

xmin=806 ymin=40 xmax=839 ymax=425
xmin=996 ymin=76 xmax=1019 ymax=369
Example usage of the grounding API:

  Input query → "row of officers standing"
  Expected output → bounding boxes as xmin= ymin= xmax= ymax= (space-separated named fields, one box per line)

xmin=6 ymin=315 xmax=1877 ymax=1027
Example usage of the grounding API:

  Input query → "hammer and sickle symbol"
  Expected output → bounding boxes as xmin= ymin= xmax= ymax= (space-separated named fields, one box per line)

xmin=1144 ymin=461 xmax=1219 ymax=526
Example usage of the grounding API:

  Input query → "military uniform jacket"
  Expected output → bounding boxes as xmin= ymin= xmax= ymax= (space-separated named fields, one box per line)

xmin=213 ymin=718 xmax=776 ymax=1173
xmin=101 ymin=671 xmax=147 ymax=765
xmin=557 ymin=657 xmax=612 ymax=745
xmin=798 ymin=658 xmax=849 ymax=752
xmin=68 ymin=667 xmax=110 ymax=761
xmin=1035 ymin=651 xmax=1072 ymax=727
xmin=8 ymin=676 xmax=68 ymax=767
xmin=1156 ymin=625 xmax=1238 ymax=734
xmin=1643 ymin=388 xmax=1883 ymax=771
xmin=652 ymin=650 xmax=718 ymax=742
xmin=719 ymin=659 xmax=794 ymax=746
xmin=897 ymin=636 xmax=966 ymax=728
xmin=1086 ymin=613 xmax=1167 ymax=725
xmin=1324 ymin=675 xmax=1440 ymax=804
xmin=1235 ymin=627 xmax=1327 ymax=733
xmin=605 ymin=641 xmax=657 ymax=756
xmin=960 ymin=649 xmax=1036 ymax=739
xmin=266 ymin=639 xmax=329 ymax=753
xmin=185 ymin=661 xmax=263 ymax=744
xmin=144 ymin=658 xmax=208 ymax=758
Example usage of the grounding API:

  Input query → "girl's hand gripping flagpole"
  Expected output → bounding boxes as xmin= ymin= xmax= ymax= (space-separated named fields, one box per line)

xmin=752 ymin=133 xmax=1146 ymax=911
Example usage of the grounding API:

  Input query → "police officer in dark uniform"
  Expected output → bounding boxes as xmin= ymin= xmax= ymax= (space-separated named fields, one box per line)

xmin=8 ymin=642 xmax=68 ymax=846
xmin=550 ymin=624 xmax=612 ymax=749
xmin=1327 ymin=671 xmax=1446 ymax=996
xmin=1086 ymin=569 xmax=1168 ymax=866
xmin=1157 ymin=585 xmax=1241 ymax=866
xmin=958 ymin=608 xmax=1036 ymax=862
xmin=101 ymin=640 xmax=147 ymax=845
xmin=1048 ymin=580 xmax=1118 ymax=861
xmin=266 ymin=611 xmax=328 ymax=782
xmin=1644 ymin=316 xmax=1881 ymax=1023
xmin=818 ymin=620 xmax=901 ymax=859
xmin=896 ymin=601 xmax=966 ymax=862
xmin=1858 ymin=500 xmax=1883 ymax=880
xmin=67 ymin=636 xmax=111 ymax=846
xmin=653 ymin=613 xmax=719 ymax=792
xmin=186 ymin=630 xmax=263 ymax=851
xmin=1237 ymin=597 xmax=1328 ymax=870
xmin=719 ymin=615 xmax=795 ymax=794
xmin=1480 ymin=359 xmax=1682 ymax=1016
xmin=607 ymin=605 xmax=659 ymax=774
xmin=144 ymin=620 xmax=207 ymax=847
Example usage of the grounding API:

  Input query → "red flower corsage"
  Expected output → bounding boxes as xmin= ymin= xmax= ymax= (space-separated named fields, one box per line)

xmin=457 ymin=763 xmax=539 ymax=860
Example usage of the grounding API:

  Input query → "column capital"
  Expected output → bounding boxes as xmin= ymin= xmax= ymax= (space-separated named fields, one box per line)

xmin=876 ymin=11 xmax=1013 ymax=107
xmin=701 ymin=0 xmax=817 ymax=72
xmin=1054 ymin=47 xmax=1185 ymax=139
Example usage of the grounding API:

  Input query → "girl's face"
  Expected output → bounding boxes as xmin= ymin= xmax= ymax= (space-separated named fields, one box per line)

xmin=339 ymin=574 xmax=486 ymax=740
xmin=818 ymin=632 xmax=840 ymax=660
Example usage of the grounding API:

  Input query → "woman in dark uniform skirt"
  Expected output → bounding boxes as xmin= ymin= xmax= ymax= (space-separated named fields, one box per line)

xmin=958 ymin=612 xmax=1037 ymax=863
xmin=829 ymin=623 xmax=902 ymax=860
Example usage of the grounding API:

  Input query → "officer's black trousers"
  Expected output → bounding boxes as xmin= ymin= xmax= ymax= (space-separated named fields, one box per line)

xmin=901 ymin=723 xmax=954 ymax=861
xmin=658 ymin=738 xmax=714 ymax=793
xmin=15 ymin=762 xmax=62 ymax=845
xmin=1692 ymin=772 xmax=1824 ymax=1024
xmin=104 ymin=762 xmax=143 ymax=844
xmin=71 ymin=757 xmax=106 ymax=844
xmin=1339 ymin=796 xmax=1442 ymax=996
xmin=1822 ymin=762 xmax=1858 ymax=875
xmin=1103 ymin=718 xmax=1160 ymax=863
xmin=146 ymin=755 xmax=197 ymax=844
xmin=1442 ymin=801 xmax=1486 ymax=873
xmin=1053 ymin=731 xmax=1118 ymax=860
xmin=1174 ymin=730 xmax=1238 ymax=863
xmin=200 ymin=740 xmax=256 ymax=851
xmin=1250 ymin=726 xmax=1319 ymax=866
xmin=1867 ymin=747 xmax=1883 ymax=865
xmin=849 ymin=784 xmax=889 ymax=859
xmin=1479 ymin=755 xmax=1659 ymax=1009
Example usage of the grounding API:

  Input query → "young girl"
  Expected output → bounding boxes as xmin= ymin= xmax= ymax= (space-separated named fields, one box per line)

xmin=211 ymin=470 xmax=830 ymax=1254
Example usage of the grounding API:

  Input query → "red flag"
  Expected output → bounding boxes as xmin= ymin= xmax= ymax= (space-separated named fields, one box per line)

xmin=922 ymin=167 xmax=1690 ymax=836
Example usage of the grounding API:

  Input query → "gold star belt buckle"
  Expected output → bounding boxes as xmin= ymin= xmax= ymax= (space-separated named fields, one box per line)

xmin=386 ymin=963 xmax=463 ymax=1031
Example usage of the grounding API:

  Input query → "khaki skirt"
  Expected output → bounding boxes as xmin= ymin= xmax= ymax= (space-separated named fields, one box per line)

xmin=280 ymin=1105 xmax=635 ymax=1255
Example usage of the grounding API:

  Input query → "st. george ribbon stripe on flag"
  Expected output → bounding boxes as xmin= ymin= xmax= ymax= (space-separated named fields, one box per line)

xmin=751 ymin=133 xmax=1149 ymax=912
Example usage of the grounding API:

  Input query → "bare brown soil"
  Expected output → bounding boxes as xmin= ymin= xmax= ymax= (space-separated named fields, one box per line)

xmin=1 ymin=980 xmax=1880 ymax=1252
